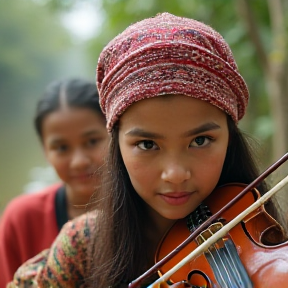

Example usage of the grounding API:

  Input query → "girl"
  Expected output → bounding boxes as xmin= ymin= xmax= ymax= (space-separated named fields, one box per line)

xmin=0 ymin=78 xmax=109 ymax=287
xmin=9 ymin=13 xmax=288 ymax=288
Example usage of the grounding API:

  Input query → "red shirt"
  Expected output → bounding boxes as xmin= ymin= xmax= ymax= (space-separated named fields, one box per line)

xmin=0 ymin=183 xmax=62 ymax=287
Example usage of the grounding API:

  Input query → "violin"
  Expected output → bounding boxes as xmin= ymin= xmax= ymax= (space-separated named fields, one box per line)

xmin=155 ymin=184 xmax=288 ymax=287
xmin=129 ymin=153 xmax=288 ymax=288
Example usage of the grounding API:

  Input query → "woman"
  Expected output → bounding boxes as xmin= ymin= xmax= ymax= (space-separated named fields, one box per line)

xmin=0 ymin=78 xmax=109 ymax=287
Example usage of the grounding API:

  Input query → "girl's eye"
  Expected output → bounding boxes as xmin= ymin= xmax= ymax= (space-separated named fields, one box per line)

xmin=55 ymin=144 xmax=68 ymax=153
xmin=190 ymin=136 xmax=211 ymax=147
xmin=87 ymin=138 xmax=99 ymax=147
xmin=137 ymin=140 xmax=158 ymax=150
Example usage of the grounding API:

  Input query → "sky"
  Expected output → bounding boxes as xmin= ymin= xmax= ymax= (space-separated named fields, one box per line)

xmin=61 ymin=1 xmax=104 ymax=41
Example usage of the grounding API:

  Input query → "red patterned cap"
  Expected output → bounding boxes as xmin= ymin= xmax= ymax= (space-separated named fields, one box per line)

xmin=97 ymin=12 xmax=249 ymax=132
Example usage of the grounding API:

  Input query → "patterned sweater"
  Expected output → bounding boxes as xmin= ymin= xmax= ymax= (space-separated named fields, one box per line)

xmin=8 ymin=212 xmax=95 ymax=288
xmin=0 ymin=183 xmax=65 ymax=288
xmin=7 ymin=212 xmax=161 ymax=288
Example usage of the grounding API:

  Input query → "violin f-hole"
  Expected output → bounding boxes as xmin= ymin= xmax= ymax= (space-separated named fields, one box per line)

xmin=187 ymin=270 xmax=211 ymax=287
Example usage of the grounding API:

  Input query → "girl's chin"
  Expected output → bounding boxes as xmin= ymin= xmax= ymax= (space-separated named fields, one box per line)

xmin=70 ymin=185 xmax=95 ymax=196
xmin=159 ymin=211 xmax=190 ymax=221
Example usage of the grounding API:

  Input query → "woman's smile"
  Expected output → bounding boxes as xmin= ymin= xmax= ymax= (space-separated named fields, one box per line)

xmin=71 ymin=172 xmax=94 ymax=182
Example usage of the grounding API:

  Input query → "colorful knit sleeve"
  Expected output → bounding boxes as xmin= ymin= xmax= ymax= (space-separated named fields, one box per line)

xmin=6 ymin=249 xmax=50 ymax=288
xmin=8 ymin=212 xmax=95 ymax=288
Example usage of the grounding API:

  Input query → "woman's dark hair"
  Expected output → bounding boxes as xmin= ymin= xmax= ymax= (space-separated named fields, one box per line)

xmin=217 ymin=117 xmax=265 ymax=189
xmin=34 ymin=78 xmax=104 ymax=139
xmin=88 ymin=116 xmax=282 ymax=287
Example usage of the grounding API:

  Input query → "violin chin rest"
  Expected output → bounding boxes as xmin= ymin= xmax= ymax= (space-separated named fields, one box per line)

xmin=261 ymin=224 xmax=288 ymax=245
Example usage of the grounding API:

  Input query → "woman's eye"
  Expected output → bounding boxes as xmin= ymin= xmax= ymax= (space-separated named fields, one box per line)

xmin=190 ymin=136 xmax=211 ymax=147
xmin=55 ymin=144 xmax=68 ymax=152
xmin=87 ymin=138 xmax=99 ymax=146
xmin=137 ymin=140 xmax=158 ymax=150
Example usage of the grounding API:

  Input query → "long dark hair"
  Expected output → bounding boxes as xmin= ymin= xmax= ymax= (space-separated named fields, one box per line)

xmin=88 ymin=116 xmax=283 ymax=287
xmin=34 ymin=78 xmax=104 ymax=140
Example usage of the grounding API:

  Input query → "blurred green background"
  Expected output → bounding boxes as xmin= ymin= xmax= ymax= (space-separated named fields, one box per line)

xmin=1 ymin=0 xmax=288 ymax=213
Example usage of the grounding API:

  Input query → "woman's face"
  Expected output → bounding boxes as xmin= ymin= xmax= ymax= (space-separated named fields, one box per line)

xmin=119 ymin=95 xmax=229 ymax=220
xmin=42 ymin=107 xmax=109 ymax=203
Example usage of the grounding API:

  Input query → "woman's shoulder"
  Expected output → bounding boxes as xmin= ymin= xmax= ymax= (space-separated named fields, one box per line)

xmin=10 ymin=211 xmax=97 ymax=288
xmin=1 ymin=184 xmax=61 ymax=217
xmin=0 ymin=184 xmax=61 ymax=230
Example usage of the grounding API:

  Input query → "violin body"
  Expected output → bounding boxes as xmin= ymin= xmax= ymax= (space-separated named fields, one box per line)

xmin=155 ymin=184 xmax=288 ymax=288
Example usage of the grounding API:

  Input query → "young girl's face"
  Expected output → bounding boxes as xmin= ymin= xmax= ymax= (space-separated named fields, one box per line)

xmin=42 ymin=107 xmax=109 ymax=202
xmin=119 ymin=95 xmax=229 ymax=221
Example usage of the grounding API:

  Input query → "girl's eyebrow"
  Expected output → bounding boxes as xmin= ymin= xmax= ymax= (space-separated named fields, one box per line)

xmin=125 ymin=122 xmax=221 ymax=139
xmin=125 ymin=129 xmax=164 ymax=139
xmin=82 ymin=130 xmax=104 ymax=137
xmin=182 ymin=122 xmax=221 ymax=137
xmin=48 ymin=130 xmax=104 ymax=144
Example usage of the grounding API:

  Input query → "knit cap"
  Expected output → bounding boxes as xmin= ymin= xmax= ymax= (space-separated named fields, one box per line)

xmin=97 ymin=12 xmax=249 ymax=132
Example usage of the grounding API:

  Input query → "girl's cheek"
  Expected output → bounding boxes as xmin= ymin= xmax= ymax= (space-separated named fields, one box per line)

xmin=125 ymin=161 xmax=152 ymax=181
xmin=126 ymin=160 xmax=143 ymax=173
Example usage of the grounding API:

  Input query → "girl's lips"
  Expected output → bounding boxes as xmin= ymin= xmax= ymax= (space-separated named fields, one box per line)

xmin=159 ymin=192 xmax=192 ymax=206
xmin=72 ymin=173 xmax=93 ymax=181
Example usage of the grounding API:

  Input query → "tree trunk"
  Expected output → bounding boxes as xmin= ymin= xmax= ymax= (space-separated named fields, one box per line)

xmin=237 ymin=0 xmax=288 ymax=162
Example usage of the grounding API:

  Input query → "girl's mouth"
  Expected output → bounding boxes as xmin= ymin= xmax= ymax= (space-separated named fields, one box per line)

xmin=159 ymin=192 xmax=192 ymax=205
xmin=72 ymin=173 xmax=94 ymax=181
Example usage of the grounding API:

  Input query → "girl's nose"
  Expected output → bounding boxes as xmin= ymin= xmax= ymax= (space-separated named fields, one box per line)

xmin=161 ymin=161 xmax=191 ymax=184
xmin=70 ymin=150 xmax=91 ymax=169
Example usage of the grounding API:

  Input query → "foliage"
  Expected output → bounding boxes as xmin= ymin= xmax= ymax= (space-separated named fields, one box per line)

xmin=0 ymin=0 xmax=70 ymax=122
xmin=86 ymin=0 xmax=271 ymax=138
xmin=1 ymin=0 xmax=286 ymax=209
xmin=0 ymin=0 xmax=72 ymax=209
xmin=28 ymin=0 xmax=276 ymax=146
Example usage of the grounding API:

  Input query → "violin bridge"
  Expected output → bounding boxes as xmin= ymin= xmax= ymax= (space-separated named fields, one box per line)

xmin=194 ymin=222 xmax=253 ymax=288
xmin=195 ymin=222 xmax=224 ymax=248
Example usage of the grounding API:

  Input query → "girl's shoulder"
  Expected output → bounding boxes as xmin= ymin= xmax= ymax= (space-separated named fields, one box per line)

xmin=51 ymin=209 xmax=96 ymax=257
xmin=0 ymin=183 xmax=62 ymax=243
xmin=1 ymin=183 xmax=61 ymax=225
xmin=9 ymin=211 xmax=97 ymax=288
xmin=59 ymin=209 xmax=96 ymax=243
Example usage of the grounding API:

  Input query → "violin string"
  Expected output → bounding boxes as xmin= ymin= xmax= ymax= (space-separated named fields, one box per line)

xmin=219 ymin=242 xmax=242 ymax=287
xmin=185 ymin=200 xmax=253 ymax=287
xmin=220 ymin=242 xmax=242 ymax=286
xmin=224 ymin=240 xmax=245 ymax=286
xmin=144 ymin=157 xmax=288 ymax=288
xmin=205 ymin=246 xmax=229 ymax=288
xmin=223 ymin=240 xmax=253 ymax=288
xmin=213 ymin=243 xmax=236 ymax=287
xmin=195 ymin=225 xmax=252 ymax=288
xmin=205 ymin=238 xmax=253 ymax=288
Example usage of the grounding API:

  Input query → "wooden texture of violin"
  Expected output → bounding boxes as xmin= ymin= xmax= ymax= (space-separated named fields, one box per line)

xmin=155 ymin=184 xmax=288 ymax=288
xmin=156 ymin=281 xmax=194 ymax=288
